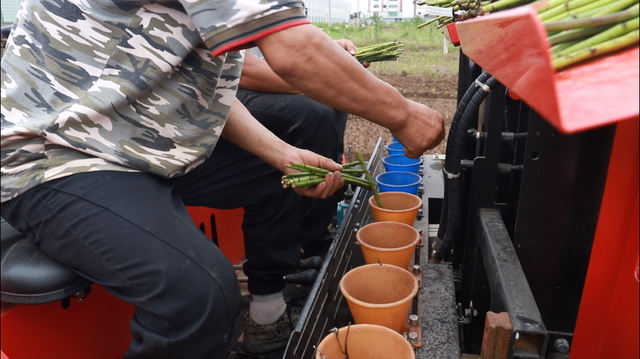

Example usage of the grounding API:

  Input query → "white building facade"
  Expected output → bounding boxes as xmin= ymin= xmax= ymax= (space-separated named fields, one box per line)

xmin=304 ymin=0 xmax=351 ymax=23
xmin=1 ymin=0 xmax=351 ymax=27
xmin=366 ymin=0 xmax=434 ymax=21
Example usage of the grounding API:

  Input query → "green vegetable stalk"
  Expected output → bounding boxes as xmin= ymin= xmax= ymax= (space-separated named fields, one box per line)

xmin=355 ymin=41 xmax=405 ymax=63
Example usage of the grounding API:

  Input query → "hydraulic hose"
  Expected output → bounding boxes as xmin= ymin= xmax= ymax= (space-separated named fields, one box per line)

xmin=433 ymin=75 xmax=499 ymax=262
xmin=436 ymin=72 xmax=494 ymax=244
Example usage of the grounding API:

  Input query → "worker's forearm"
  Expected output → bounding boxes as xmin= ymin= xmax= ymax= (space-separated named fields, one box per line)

xmin=255 ymin=24 xmax=410 ymax=132
xmin=222 ymin=98 xmax=293 ymax=172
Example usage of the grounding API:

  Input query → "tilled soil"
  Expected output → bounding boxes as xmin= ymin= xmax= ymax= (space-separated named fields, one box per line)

xmin=344 ymin=73 xmax=458 ymax=160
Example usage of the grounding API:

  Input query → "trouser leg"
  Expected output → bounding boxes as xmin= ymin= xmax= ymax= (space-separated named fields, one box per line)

xmin=236 ymin=90 xmax=346 ymax=257
xmin=1 ymin=172 xmax=241 ymax=359
xmin=171 ymin=137 xmax=301 ymax=295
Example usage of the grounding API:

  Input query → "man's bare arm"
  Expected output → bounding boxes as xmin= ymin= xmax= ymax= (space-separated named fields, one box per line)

xmin=255 ymin=24 xmax=445 ymax=158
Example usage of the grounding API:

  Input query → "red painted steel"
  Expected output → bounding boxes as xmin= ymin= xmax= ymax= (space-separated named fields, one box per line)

xmin=186 ymin=206 xmax=246 ymax=265
xmin=455 ymin=6 xmax=639 ymax=134
xmin=446 ymin=23 xmax=461 ymax=46
xmin=1 ymin=285 xmax=134 ymax=359
xmin=571 ymin=118 xmax=639 ymax=359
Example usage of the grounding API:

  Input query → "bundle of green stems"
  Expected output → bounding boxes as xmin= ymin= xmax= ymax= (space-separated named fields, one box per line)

xmin=282 ymin=161 xmax=370 ymax=189
xmin=543 ymin=1 xmax=639 ymax=70
xmin=355 ymin=41 xmax=405 ymax=62
xmin=417 ymin=0 xmax=639 ymax=70
xmin=282 ymin=153 xmax=384 ymax=208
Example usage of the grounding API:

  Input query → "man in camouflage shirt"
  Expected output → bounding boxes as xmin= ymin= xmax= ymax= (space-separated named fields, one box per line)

xmin=1 ymin=0 xmax=445 ymax=357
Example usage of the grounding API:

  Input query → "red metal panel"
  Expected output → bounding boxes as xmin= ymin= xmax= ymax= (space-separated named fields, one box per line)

xmin=0 ymin=285 xmax=134 ymax=359
xmin=571 ymin=118 xmax=639 ymax=359
xmin=455 ymin=6 xmax=639 ymax=134
xmin=186 ymin=206 xmax=246 ymax=265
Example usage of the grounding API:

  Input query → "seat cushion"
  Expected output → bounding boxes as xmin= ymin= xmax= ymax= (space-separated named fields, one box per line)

xmin=1 ymin=219 xmax=92 ymax=304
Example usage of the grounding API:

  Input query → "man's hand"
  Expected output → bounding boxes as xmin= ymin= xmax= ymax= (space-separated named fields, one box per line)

xmin=391 ymin=99 xmax=445 ymax=158
xmin=335 ymin=39 xmax=370 ymax=68
xmin=278 ymin=149 xmax=345 ymax=199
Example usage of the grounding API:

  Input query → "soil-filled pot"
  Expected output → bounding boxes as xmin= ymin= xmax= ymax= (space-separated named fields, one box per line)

xmin=315 ymin=324 xmax=415 ymax=359
xmin=339 ymin=263 xmax=419 ymax=333
xmin=368 ymin=192 xmax=422 ymax=226
xmin=356 ymin=221 xmax=420 ymax=269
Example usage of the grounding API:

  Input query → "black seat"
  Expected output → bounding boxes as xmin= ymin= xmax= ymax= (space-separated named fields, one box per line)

xmin=1 ymin=219 xmax=93 ymax=305
xmin=1 ymin=25 xmax=11 ymax=39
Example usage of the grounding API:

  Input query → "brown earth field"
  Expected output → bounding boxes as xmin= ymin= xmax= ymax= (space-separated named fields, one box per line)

xmin=343 ymin=73 xmax=458 ymax=161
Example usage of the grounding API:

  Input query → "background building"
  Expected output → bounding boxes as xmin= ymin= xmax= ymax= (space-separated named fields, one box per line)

xmin=362 ymin=0 xmax=434 ymax=22
xmin=1 ymin=0 xmax=21 ymax=27
xmin=1 ymin=0 xmax=351 ymax=27
xmin=305 ymin=0 xmax=351 ymax=23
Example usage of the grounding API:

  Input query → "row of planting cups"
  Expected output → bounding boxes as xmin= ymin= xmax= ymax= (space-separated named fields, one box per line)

xmin=315 ymin=192 xmax=423 ymax=358
xmin=375 ymin=142 xmax=423 ymax=195
xmin=315 ymin=140 xmax=424 ymax=358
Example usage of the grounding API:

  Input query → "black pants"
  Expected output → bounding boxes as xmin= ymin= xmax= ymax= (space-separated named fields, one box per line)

xmin=1 ymin=91 xmax=346 ymax=358
xmin=236 ymin=89 xmax=347 ymax=257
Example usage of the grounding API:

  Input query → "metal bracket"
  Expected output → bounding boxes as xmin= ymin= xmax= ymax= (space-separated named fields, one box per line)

xmin=478 ymin=208 xmax=548 ymax=358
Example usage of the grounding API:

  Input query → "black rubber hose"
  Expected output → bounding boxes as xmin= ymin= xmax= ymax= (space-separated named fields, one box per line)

xmin=433 ymin=76 xmax=499 ymax=262
xmin=436 ymin=72 xmax=494 ymax=242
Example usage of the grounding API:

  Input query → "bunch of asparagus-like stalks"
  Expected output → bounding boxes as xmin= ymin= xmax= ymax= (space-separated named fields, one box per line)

xmin=543 ymin=1 xmax=639 ymax=69
xmin=355 ymin=41 xmax=405 ymax=62
xmin=282 ymin=153 xmax=384 ymax=207
xmin=282 ymin=161 xmax=369 ymax=189
xmin=417 ymin=0 xmax=639 ymax=70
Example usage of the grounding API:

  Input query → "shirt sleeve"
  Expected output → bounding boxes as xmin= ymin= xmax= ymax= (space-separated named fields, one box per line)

xmin=180 ymin=0 xmax=311 ymax=57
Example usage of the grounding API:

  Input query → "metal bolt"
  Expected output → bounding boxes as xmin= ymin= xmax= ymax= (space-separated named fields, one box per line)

xmin=407 ymin=331 xmax=419 ymax=344
xmin=409 ymin=314 xmax=419 ymax=326
xmin=412 ymin=265 xmax=421 ymax=274
xmin=355 ymin=199 xmax=361 ymax=205
xmin=554 ymin=339 xmax=570 ymax=354
xmin=354 ymin=204 xmax=359 ymax=209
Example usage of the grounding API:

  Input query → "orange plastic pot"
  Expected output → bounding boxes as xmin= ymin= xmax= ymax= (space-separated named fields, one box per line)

xmin=339 ymin=263 xmax=418 ymax=333
xmin=315 ymin=324 xmax=415 ymax=359
xmin=356 ymin=221 xmax=420 ymax=269
xmin=368 ymin=192 xmax=422 ymax=226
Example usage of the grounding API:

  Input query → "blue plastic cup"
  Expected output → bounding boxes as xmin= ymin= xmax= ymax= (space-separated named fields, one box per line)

xmin=382 ymin=155 xmax=423 ymax=174
xmin=385 ymin=142 xmax=405 ymax=156
xmin=375 ymin=171 xmax=422 ymax=195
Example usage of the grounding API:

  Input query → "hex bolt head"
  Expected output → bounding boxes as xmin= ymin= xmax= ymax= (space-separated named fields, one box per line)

xmin=412 ymin=265 xmax=422 ymax=274
xmin=554 ymin=339 xmax=570 ymax=354
xmin=409 ymin=314 xmax=419 ymax=326
xmin=407 ymin=331 xmax=419 ymax=344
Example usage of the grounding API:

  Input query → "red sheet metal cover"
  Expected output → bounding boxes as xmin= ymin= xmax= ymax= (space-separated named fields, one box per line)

xmin=455 ymin=6 xmax=639 ymax=134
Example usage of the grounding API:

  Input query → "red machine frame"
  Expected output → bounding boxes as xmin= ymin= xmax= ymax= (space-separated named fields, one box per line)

xmin=449 ymin=6 xmax=639 ymax=357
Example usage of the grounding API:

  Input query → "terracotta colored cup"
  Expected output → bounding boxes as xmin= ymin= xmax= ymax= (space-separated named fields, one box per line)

xmin=356 ymin=221 xmax=420 ymax=269
xmin=339 ymin=263 xmax=419 ymax=333
xmin=315 ymin=324 xmax=415 ymax=359
xmin=368 ymin=192 xmax=422 ymax=226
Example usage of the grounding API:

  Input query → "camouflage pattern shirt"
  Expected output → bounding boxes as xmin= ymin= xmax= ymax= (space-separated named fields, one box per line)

xmin=1 ymin=0 xmax=310 ymax=203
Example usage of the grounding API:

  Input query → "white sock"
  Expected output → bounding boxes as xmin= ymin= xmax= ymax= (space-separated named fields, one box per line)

xmin=249 ymin=292 xmax=286 ymax=325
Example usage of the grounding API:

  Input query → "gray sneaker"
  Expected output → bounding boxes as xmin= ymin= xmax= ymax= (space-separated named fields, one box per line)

xmin=243 ymin=304 xmax=302 ymax=354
